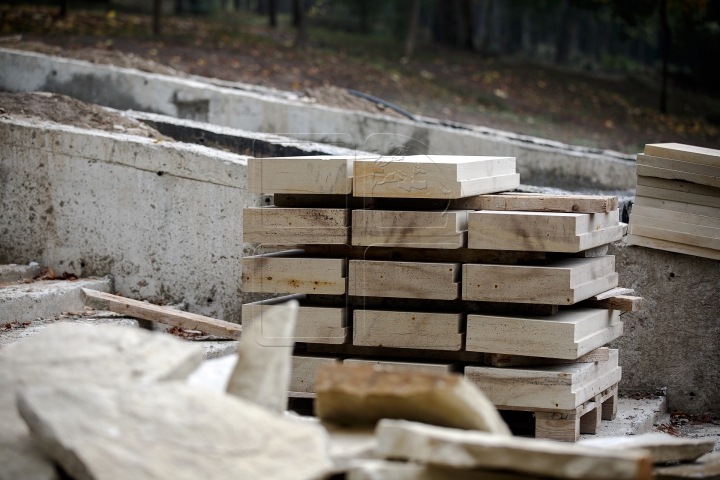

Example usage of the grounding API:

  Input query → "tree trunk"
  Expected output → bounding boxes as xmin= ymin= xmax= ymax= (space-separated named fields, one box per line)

xmin=404 ymin=0 xmax=422 ymax=58
xmin=659 ymin=0 xmax=670 ymax=114
xmin=59 ymin=0 xmax=68 ymax=18
xmin=479 ymin=0 xmax=493 ymax=54
xmin=460 ymin=0 xmax=473 ymax=50
xmin=554 ymin=1 xmax=575 ymax=64
xmin=234 ymin=0 xmax=241 ymax=11
xmin=153 ymin=0 xmax=161 ymax=36
xmin=293 ymin=0 xmax=307 ymax=47
xmin=269 ymin=0 xmax=277 ymax=27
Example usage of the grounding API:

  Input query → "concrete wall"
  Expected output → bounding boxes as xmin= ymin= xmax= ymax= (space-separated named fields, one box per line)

xmin=609 ymin=241 xmax=720 ymax=416
xmin=0 ymin=48 xmax=637 ymax=191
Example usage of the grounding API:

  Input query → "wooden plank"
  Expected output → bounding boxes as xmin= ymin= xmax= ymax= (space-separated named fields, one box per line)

xmin=485 ymin=347 xmax=611 ymax=368
xmin=82 ymin=289 xmax=242 ymax=340
xmin=637 ymin=164 xmax=720 ymax=189
xmin=352 ymin=209 xmax=468 ymax=249
xmin=579 ymin=401 xmax=603 ymax=435
xmin=464 ymin=350 xmax=621 ymax=411
xmin=273 ymin=193 xmax=372 ymax=209
xmin=248 ymin=155 xmax=360 ymax=195
xmin=633 ymin=195 xmax=720 ymax=219
xmin=638 ymin=153 xmax=720 ymax=177
xmin=602 ymin=387 xmax=618 ymax=420
xmin=353 ymin=155 xmax=519 ymax=199
xmin=348 ymin=260 xmax=461 ymax=300
xmin=304 ymin=342 xmax=486 ymax=363
xmin=636 ymin=176 xmax=720 ymax=209
xmin=243 ymin=207 xmax=349 ymax=244
xmin=655 ymin=451 xmax=720 ymax=479
xmin=582 ymin=295 xmax=645 ymax=312
xmin=343 ymin=358 xmax=454 ymax=375
xmin=291 ymin=355 xmax=342 ymax=393
xmin=353 ymin=309 xmax=464 ymax=351
xmin=468 ymin=211 xmax=621 ymax=252
xmin=462 ymin=257 xmax=618 ymax=305
xmin=241 ymin=251 xmax=347 ymax=294
xmin=644 ymin=142 xmax=720 ymax=168
xmin=535 ymin=412 xmax=580 ymax=442
xmin=627 ymin=223 xmax=720 ymax=250
xmin=242 ymin=295 xmax=349 ymax=344
xmin=304 ymin=244 xmax=546 ymax=265
xmin=626 ymin=233 xmax=720 ymax=261
xmin=455 ymin=193 xmax=619 ymax=213
xmin=588 ymin=287 xmax=635 ymax=301
xmin=631 ymin=205 xmax=720 ymax=229
xmin=467 ymin=309 xmax=621 ymax=359
xmin=630 ymin=214 xmax=720 ymax=240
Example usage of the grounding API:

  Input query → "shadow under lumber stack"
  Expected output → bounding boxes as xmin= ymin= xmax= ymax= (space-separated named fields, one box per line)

xmin=628 ymin=143 xmax=720 ymax=260
xmin=241 ymin=154 xmax=643 ymax=441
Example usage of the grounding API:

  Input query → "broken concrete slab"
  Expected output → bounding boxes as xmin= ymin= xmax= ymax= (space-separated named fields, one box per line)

xmin=226 ymin=300 xmax=299 ymax=413
xmin=0 ymin=262 xmax=42 ymax=285
xmin=655 ymin=451 xmax=720 ymax=479
xmin=581 ymin=396 xmax=667 ymax=439
xmin=17 ymin=382 xmax=333 ymax=480
xmin=314 ymin=363 xmax=511 ymax=435
xmin=0 ymin=323 xmax=204 ymax=480
xmin=580 ymin=432 xmax=715 ymax=464
xmin=375 ymin=419 xmax=653 ymax=480
xmin=0 ymin=277 xmax=112 ymax=324
xmin=347 ymin=460 xmax=545 ymax=480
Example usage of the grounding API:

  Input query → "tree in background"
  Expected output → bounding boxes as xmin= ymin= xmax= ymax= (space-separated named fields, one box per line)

xmin=153 ymin=0 xmax=161 ymax=35
xmin=293 ymin=0 xmax=307 ymax=46
xmin=404 ymin=0 xmax=422 ymax=58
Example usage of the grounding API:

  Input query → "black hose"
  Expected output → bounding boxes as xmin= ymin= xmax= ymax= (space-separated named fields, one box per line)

xmin=346 ymin=89 xmax=422 ymax=123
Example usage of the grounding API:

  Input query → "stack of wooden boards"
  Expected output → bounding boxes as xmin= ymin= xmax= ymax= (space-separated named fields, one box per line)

xmin=242 ymin=154 xmax=643 ymax=441
xmin=628 ymin=143 xmax=720 ymax=260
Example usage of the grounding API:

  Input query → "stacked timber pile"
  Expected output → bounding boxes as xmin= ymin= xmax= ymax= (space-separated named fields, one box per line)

xmin=628 ymin=143 xmax=720 ymax=260
xmin=242 ymin=154 xmax=644 ymax=441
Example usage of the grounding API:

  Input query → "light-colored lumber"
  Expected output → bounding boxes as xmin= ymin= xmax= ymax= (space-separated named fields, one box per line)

xmin=347 ymin=460 xmax=544 ymax=480
xmin=354 ymin=310 xmax=464 ymax=351
xmin=462 ymin=256 xmax=618 ymax=305
xmin=243 ymin=207 xmax=349 ymax=244
xmin=637 ymin=156 xmax=720 ymax=188
xmin=82 ymin=289 xmax=242 ymax=339
xmin=343 ymin=358 xmax=454 ymax=375
xmin=579 ymin=402 xmax=602 ymax=434
xmin=375 ymin=419 xmax=653 ymax=480
xmin=468 ymin=211 xmax=621 ymax=252
xmin=452 ymin=192 xmax=618 ymax=213
xmin=644 ymin=142 xmax=720 ymax=168
xmin=636 ymin=176 xmax=720 ymax=209
xmin=638 ymin=153 xmax=720 ymax=176
xmin=464 ymin=349 xmax=621 ymax=410
xmin=580 ymin=433 xmax=716 ymax=464
xmin=630 ymin=214 xmax=720 ymax=240
xmin=348 ymin=260 xmax=460 ymax=300
xmin=631 ymin=205 xmax=720 ymax=228
xmin=466 ymin=309 xmax=621 ymax=359
xmin=242 ymin=250 xmax=347 ymax=294
xmin=315 ymin=363 xmax=512 ymax=434
xmin=248 ymin=155 xmax=363 ymax=194
xmin=353 ymin=155 xmax=518 ymax=199
xmin=602 ymin=387 xmax=618 ymax=420
xmin=485 ymin=347 xmax=611 ymax=368
xmin=633 ymin=195 xmax=720 ymax=219
xmin=588 ymin=287 xmax=634 ymax=300
xmin=626 ymin=233 xmax=720 ymax=260
xmin=628 ymin=223 xmax=720 ymax=250
xmin=583 ymin=295 xmax=644 ymax=312
xmin=352 ymin=209 xmax=468 ymax=249
xmin=291 ymin=355 xmax=341 ymax=393
xmin=654 ymin=451 xmax=720 ymax=479
xmin=242 ymin=295 xmax=349 ymax=344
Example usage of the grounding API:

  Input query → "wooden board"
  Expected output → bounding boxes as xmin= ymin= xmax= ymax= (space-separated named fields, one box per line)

xmin=630 ymin=214 xmax=720 ymax=240
xmin=353 ymin=155 xmax=519 ymax=199
xmin=636 ymin=176 xmax=720 ymax=209
xmin=243 ymin=207 xmax=349 ymax=244
xmin=348 ymin=260 xmax=461 ymax=300
xmin=242 ymin=294 xmax=349 ymax=344
xmin=353 ymin=309 xmax=464 ymax=351
xmin=304 ymin=244 xmax=545 ymax=265
xmin=343 ymin=358 xmax=454 ymax=374
xmin=462 ymin=256 xmax=618 ymax=305
xmin=454 ymin=192 xmax=619 ymax=213
xmin=637 ymin=154 xmax=720 ymax=188
xmin=626 ymin=234 xmax=720 ymax=260
xmin=291 ymin=355 xmax=342 ymax=393
xmin=631 ymin=205 xmax=720 ymax=229
xmin=581 ymin=295 xmax=644 ymax=312
xmin=485 ymin=347 xmax=611 ymax=367
xmin=466 ymin=309 xmax=622 ymax=359
xmin=468 ymin=211 xmax=621 ymax=252
xmin=587 ymin=287 xmax=634 ymax=301
xmin=633 ymin=195 xmax=720 ymax=219
xmin=644 ymin=143 xmax=720 ymax=168
xmin=242 ymin=250 xmax=347 ymax=294
xmin=627 ymin=223 xmax=720 ymax=250
xmin=352 ymin=209 xmax=468 ymax=249
xmin=82 ymin=289 xmax=242 ymax=340
xmin=248 ymin=155 xmax=361 ymax=195
xmin=464 ymin=349 xmax=621 ymax=411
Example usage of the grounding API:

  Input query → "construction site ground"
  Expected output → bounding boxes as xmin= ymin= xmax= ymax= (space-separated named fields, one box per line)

xmin=1 ymin=4 xmax=719 ymax=154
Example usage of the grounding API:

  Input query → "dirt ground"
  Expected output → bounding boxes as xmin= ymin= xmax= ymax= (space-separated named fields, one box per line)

xmin=1 ymin=5 xmax=719 ymax=153
xmin=0 ymin=91 xmax=165 ymax=138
